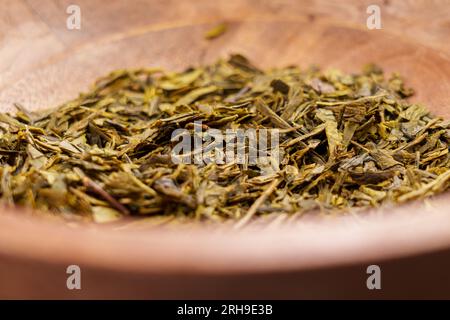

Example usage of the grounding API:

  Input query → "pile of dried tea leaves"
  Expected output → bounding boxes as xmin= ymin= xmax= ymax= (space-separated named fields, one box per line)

xmin=1 ymin=54 xmax=450 ymax=224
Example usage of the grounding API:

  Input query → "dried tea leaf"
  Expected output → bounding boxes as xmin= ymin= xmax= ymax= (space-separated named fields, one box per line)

xmin=92 ymin=206 xmax=122 ymax=223
xmin=204 ymin=23 xmax=228 ymax=40
xmin=316 ymin=108 xmax=342 ymax=159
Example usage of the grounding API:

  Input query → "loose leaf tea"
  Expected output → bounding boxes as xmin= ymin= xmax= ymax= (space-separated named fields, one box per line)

xmin=1 ymin=54 xmax=450 ymax=224
xmin=204 ymin=23 xmax=228 ymax=40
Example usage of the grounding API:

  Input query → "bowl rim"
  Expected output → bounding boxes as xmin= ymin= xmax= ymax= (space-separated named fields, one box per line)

xmin=1 ymin=197 xmax=450 ymax=275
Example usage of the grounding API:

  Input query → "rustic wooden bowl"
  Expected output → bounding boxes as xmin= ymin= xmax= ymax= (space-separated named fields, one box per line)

xmin=1 ymin=0 xmax=450 ymax=299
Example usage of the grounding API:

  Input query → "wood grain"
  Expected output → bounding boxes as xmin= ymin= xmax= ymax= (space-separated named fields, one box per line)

xmin=1 ymin=0 xmax=450 ymax=113
xmin=1 ymin=0 xmax=450 ymax=299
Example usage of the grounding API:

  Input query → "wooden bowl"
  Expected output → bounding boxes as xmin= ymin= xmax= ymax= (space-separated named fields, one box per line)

xmin=1 ymin=0 xmax=450 ymax=299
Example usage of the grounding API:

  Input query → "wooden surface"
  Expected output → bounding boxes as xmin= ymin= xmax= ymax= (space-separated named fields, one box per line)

xmin=2 ymin=0 xmax=450 ymax=115
xmin=1 ymin=0 xmax=450 ymax=299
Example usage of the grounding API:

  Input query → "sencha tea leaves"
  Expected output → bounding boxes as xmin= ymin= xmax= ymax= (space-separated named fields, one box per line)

xmin=1 ymin=54 xmax=450 ymax=224
xmin=204 ymin=23 xmax=228 ymax=40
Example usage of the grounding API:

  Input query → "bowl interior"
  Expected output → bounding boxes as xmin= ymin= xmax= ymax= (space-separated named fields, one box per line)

xmin=1 ymin=19 xmax=450 ymax=273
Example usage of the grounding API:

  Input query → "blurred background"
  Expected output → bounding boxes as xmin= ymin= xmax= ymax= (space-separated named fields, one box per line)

xmin=1 ymin=0 xmax=449 ymax=113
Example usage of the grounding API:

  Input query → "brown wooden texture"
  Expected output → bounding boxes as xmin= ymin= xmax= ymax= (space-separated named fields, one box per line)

xmin=1 ymin=0 xmax=450 ymax=299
